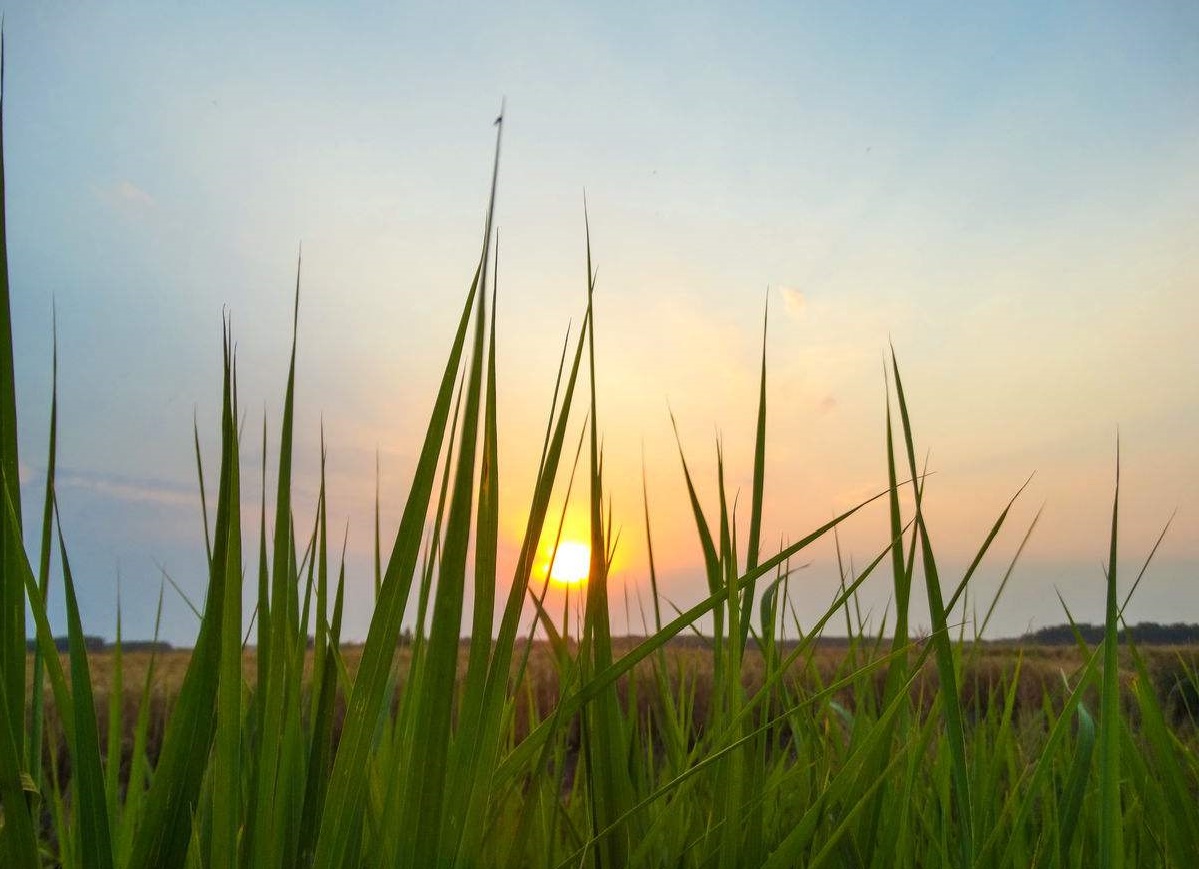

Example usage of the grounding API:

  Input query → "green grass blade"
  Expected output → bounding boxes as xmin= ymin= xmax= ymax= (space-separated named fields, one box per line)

xmin=453 ymin=317 xmax=592 ymax=866
xmin=891 ymin=351 xmax=973 ymax=866
xmin=441 ymin=237 xmax=501 ymax=858
xmin=104 ymin=582 xmax=123 ymax=840
xmin=127 ymin=331 xmax=235 ymax=869
xmin=984 ymin=643 xmax=1104 ymax=866
xmin=246 ymin=260 xmax=303 ymax=868
xmin=0 ymin=35 xmax=24 ymax=751
xmin=398 ymin=116 xmax=501 ymax=863
xmin=54 ymin=504 xmax=114 ymax=869
xmin=976 ymin=505 xmax=1041 ymax=640
xmin=194 ymin=413 xmax=213 ymax=568
xmin=312 ymin=142 xmax=495 ymax=869
xmin=255 ymin=412 xmax=270 ymax=712
xmin=1099 ymin=440 xmax=1123 ymax=869
xmin=28 ymin=310 xmax=57 ymax=787
xmin=298 ymin=531 xmax=346 ymax=865
xmin=5 ymin=483 xmax=73 ymax=752
xmin=118 ymin=580 xmax=165 ymax=866
xmin=398 ymin=122 xmax=498 ymax=865
xmin=0 ymin=675 xmax=38 ymax=868
xmin=211 ymin=340 xmax=242 ymax=869
xmin=1058 ymin=698 xmax=1096 ymax=864
xmin=745 ymin=294 xmax=768 ymax=574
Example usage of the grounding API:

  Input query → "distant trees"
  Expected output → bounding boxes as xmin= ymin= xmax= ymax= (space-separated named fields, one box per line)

xmin=1020 ymin=622 xmax=1199 ymax=646
xmin=21 ymin=623 xmax=1199 ymax=652
xmin=25 ymin=636 xmax=172 ymax=653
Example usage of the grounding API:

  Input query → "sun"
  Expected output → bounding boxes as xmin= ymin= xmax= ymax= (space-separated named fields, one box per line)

xmin=548 ymin=540 xmax=591 ymax=585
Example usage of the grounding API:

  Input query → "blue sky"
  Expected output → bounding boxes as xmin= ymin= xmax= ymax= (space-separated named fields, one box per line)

xmin=7 ymin=2 xmax=1198 ymax=643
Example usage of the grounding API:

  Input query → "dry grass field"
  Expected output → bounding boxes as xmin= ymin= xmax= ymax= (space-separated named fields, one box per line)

xmin=27 ymin=641 xmax=1199 ymax=793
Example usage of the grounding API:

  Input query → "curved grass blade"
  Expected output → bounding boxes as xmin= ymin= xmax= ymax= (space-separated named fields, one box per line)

xmin=104 ymin=581 xmax=123 ymax=839
xmin=1099 ymin=440 xmax=1123 ymax=869
xmin=0 ymin=32 xmax=24 ymax=749
xmin=1058 ymin=697 xmax=1095 ymax=864
xmin=54 ymin=503 xmax=114 ymax=869
xmin=0 ymin=677 xmax=38 ymax=867
xmin=312 ymin=124 xmax=499 ymax=869
xmin=28 ymin=309 xmax=57 ymax=787
xmin=118 ymin=580 xmax=165 ymax=865
xmin=211 ymin=342 xmax=242 ymax=869
xmin=891 ymin=350 xmax=973 ymax=866
xmin=127 ymin=328 xmax=236 ymax=869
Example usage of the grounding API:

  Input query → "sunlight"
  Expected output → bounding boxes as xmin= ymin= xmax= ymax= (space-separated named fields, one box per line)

xmin=548 ymin=540 xmax=591 ymax=585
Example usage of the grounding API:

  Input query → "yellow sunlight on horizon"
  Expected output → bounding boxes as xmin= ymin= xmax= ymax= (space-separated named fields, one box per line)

xmin=548 ymin=540 xmax=591 ymax=586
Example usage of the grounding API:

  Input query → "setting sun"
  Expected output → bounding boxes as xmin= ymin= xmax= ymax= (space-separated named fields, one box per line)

xmin=548 ymin=540 xmax=591 ymax=585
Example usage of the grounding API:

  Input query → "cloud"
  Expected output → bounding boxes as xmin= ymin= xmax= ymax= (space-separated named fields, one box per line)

xmin=817 ymin=395 xmax=837 ymax=415
xmin=116 ymin=181 xmax=154 ymax=207
xmin=55 ymin=468 xmax=195 ymax=509
xmin=94 ymin=180 xmax=156 ymax=213
xmin=779 ymin=286 xmax=805 ymax=319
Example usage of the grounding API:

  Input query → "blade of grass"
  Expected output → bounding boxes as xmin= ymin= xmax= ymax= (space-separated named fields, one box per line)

xmin=1099 ymin=439 xmax=1123 ymax=869
xmin=54 ymin=501 xmax=114 ymax=869
xmin=1058 ymin=693 xmax=1095 ymax=865
xmin=312 ymin=121 xmax=499 ymax=869
xmin=127 ymin=328 xmax=236 ymax=869
xmin=104 ymin=578 xmax=123 ymax=841
xmin=211 ymin=339 xmax=242 ymax=869
xmin=398 ymin=253 xmax=487 ymax=865
xmin=28 ymin=308 xmax=57 ymax=788
xmin=0 ymin=674 xmax=37 ymax=867
xmin=0 ymin=33 xmax=24 ymax=751
xmin=118 ymin=580 xmax=165 ymax=866
xmin=891 ymin=349 xmax=973 ymax=866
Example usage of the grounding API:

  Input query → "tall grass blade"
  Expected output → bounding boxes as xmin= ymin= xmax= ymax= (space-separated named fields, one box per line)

xmin=104 ymin=582 xmax=123 ymax=840
xmin=54 ymin=505 xmax=114 ymax=869
xmin=441 ymin=235 xmax=501 ymax=859
xmin=455 ymin=318 xmax=592 ymax=867
xmin=890 ymin=351 xmax=973 ymax=866
xmin=127 ymin=330 xmax=237 ymax=869
xmin=211 ymin=335 xmax=243 ymax=869
xmin=0 ymin=33 xmax=24 ymax=751
xmin=1058 ymin=698 xmax=1095 ymax=864
xmin=0 ymin=675 xmax=37 ymax=867
xmin=745 ymin=295 xmax=768 ymax=575
xmin=28 ymin=310 xmax=57 ymax=788
xmin=312 ymin=122 xmax=499 ymax=869
xmin=247 ymin=258 xmax=303 ymax=869
xmin=1099 ymin=440 xmax=1123 ymax=869
xmin=118 ymin=580 xmax=165 ymax=866
xmin=577 ymin=206 xmax=637 ymax=867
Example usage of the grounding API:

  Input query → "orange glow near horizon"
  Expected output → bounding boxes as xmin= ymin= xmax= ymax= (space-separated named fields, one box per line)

xmin=548 ymin=540 xmax=591 ymax=585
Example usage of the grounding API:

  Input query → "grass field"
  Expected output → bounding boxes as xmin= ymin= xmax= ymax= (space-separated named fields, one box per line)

xmin=18 ymin=637 xmax=1199 ymax=866
xmin=28 ymin=641 xmax=1199 ymax=765
xmin=3 ymin=73 xmax=1199 ymax=869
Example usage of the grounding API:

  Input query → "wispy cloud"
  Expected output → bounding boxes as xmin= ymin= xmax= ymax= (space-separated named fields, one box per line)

xmin=94 ymin=179 xmax=155 ymax=213
xmin=54 ymin=467 xmax=195 ymax=509
xmin=779 ymin=286 xmax=805 ymax=319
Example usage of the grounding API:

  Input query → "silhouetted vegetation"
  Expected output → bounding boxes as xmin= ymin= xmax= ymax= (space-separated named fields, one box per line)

xmin=1019 ymin=622 xmax=1199 ymax=646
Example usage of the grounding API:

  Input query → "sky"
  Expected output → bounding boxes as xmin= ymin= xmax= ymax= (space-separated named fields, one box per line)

xmin=6 ymin=1 xmax=1198 ymax=644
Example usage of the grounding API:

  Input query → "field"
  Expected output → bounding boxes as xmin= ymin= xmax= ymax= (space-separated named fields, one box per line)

xmin=30 ymin=641 xmax=1199 ymax=762
xmin=3 ymin=82 xmax=1199 ymax=869
xmin=19 ymin=638 xmax=1199 ymax=867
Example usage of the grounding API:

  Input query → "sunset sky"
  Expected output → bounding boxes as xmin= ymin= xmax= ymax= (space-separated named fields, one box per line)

xmin=7 ymin=2 xmax=1198 ymax=644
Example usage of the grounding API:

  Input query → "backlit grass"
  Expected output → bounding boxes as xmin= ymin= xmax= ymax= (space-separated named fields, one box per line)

xmin=2 ymin=69 xmax=1197 ymax=869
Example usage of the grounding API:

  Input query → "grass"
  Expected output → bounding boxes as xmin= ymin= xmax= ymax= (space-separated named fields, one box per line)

xmin=2 ymin=63 xmax=1198 ymax=869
